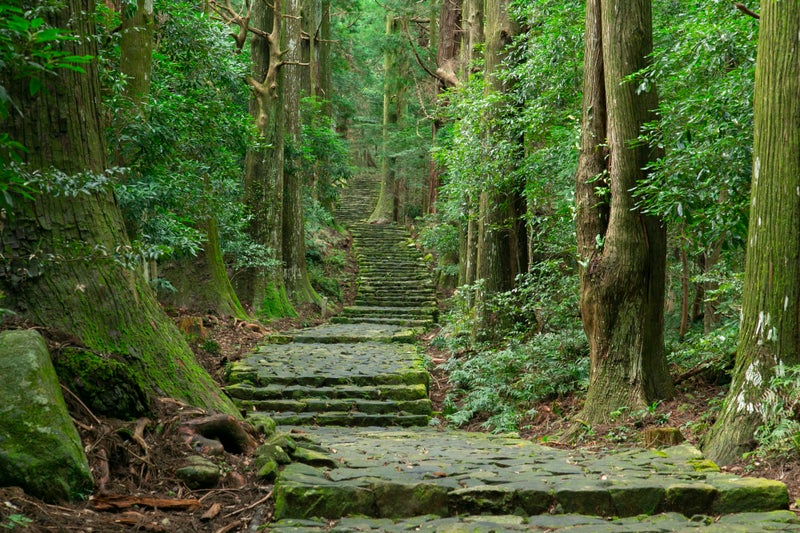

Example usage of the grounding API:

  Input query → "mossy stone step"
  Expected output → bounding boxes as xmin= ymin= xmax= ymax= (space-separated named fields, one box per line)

xmin=272 ymin=427 xmax=789 ymax=522
xmin=265 ymin=323 xmax=418 ymax=344
xmin=225 ymin=382 xmax=428 ymax=401
xmin=271 ymin=412 xmax=431 ymax=427
xmin=236 ymin=397 xmax=431 ymax=416
xmin=331 ymin=317 xmax=434 ymax=327
xmin=269 ymin=511 xmax=800 ymax=532
xmin=227 ymin=342 xmax=430 ymax=388
xmin=342 ymin=306 xmax=437 ymax=318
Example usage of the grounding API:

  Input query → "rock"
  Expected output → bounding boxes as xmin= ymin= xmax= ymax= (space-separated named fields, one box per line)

xmin=247 ymin=412 xmax=277 ymax=437
xmin=255 ymin=443 xmax=292 ymax=468
xmin=257 ymin=459 xmax=280 ymax=481
xmin=175 ymin=456 xmax=220 ymax=489
xmin=291 ymin=447 xmax=338 ymax=469
xmin=53 ymin=348 xmax=150 ymax=419
xmin=0 ymin=330 xmax=93 ymax=502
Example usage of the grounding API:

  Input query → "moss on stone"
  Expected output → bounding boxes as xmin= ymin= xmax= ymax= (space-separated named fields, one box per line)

xmin=0 ymin=331 xmax=93 ymax=502
xmin=53 ymin=348 xmax=150 ymax=419
xmin=710 ymin=476 xmax=789 ymax=514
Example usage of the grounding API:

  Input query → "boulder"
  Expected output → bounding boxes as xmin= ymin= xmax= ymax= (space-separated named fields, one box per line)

xmin=175 ymin=456 xmax=221 ymax=489
xmin=0 ymin=330 xmax=93 ymax=502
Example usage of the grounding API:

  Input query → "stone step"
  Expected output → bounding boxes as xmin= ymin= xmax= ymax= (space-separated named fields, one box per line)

xmin=266 ymin=323 xmax=418 ymax=344
xmin=226 ymin=342 xmax=430 ymax=388
xmin=234 ymin=397 xmax=432 ymax=416
xmin=342 ymin=306 xmax=437 ymax=318
xmin=331 ymin=317 xmax=434 ymax=327
xmin=269 ymin=511 xmax=800 ymax=532
xmin=225 ymin=382 xmax=428 ymax=401
xmin=271 ymin=412 xmax=430 ymax=427
xmin=271 ymin=427 xmax=790 ymax=522
xmin=354 ymin=299 xmax=437 ymax=308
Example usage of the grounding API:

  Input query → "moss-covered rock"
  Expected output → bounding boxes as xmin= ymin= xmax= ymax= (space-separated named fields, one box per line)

xmin=53 ymin=347 xmax=150 ymax=419
xmin=0 ymin=330 xmax=93 ymax=502
xmin=709 ymin=475 xmax=789 ymax=514
xmin=175 ymin=456 xmax=220 ymax=489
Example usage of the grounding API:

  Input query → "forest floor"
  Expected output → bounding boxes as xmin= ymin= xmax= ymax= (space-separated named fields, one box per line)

xmin=4 ymin=310 xmax=800 ymax=529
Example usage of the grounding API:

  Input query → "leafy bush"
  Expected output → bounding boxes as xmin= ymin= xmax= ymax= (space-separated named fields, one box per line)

xmin=443 ymin=331 xmax=588 ymax=433
xmin=751 ymin=365 xmax=800 ymax=460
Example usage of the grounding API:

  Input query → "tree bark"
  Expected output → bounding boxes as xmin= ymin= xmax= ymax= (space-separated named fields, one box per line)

xmin=238 ymin=0 xmax=296 ymax=318
xmin=703 ymin=1 xmax=800 ymax=465
xmin=472 ymin=0 xmax=516 ymax=335
xmin=1 ymin=0 xmax=237 ymax=416
xmin=369 ymin=14 xmax=402 ymax=224
xmin=119 ymin=0 xmax=154 ymax=105
xmin=571 ymin=0 xmax=672 ymax=428
xmin=283 ymin=0 xmax=323 ymax=306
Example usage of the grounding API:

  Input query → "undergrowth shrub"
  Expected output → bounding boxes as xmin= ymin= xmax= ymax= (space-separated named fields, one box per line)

xmin=750 ymin=365 xmax=800 ymax=461
xmin=438 ymin=261 xmax=588 ymax=433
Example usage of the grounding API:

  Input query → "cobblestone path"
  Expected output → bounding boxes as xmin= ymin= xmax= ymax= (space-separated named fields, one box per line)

xmin=225 ymin=174 xmax=799 ymax=531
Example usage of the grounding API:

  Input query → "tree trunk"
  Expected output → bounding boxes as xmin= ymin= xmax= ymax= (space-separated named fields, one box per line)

xmin=283 ymin=0 xmax=322 ymax=306
xmin=571 ymin=0 xmax=672 ymax=428
xmin=1 ymin=0 xmax=237 ymax=416
xmin=460 ymin=0 xmax=483 ymax=77
xmin=318 ymin=0 xmax=332 ymax=116
xmin=239 ymin=0 xmax=296 ymax=318
xmin=119 ymin=0 xmax=154 ymax=104
xmin=455 ymin=0 xmax=482 ymax=289
xmin=702 ymin=2 xmax=800 ymax=465
xmin=159 ymin=216 xmax=247 ymax=319
xmin=472 ymin=0 xmax=516 ymax=335
xmin=369 ymin=14 xmax=401 ymax=224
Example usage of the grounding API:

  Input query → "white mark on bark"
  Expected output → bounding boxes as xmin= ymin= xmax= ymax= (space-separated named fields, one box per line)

xmin=785 ymin=296 xmax=790 ymax=311
xmin=745 ymin=360 xmax=762 ymax=387
xmin=755 ymin=311 xmax=771 ymax=344
xmin=767 ymin=327 xmax=778 ymax=343
xmin=754 ymin=157 xmax=760 ymax=186
xmin=758 ymin=217 xmax=762 ymax=227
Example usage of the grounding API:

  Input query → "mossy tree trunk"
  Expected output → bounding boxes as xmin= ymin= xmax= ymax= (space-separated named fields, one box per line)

xmin=1 ymin=0 xmax=237 ymax=416
xmin=472 ymin=0 xmax=517 ymax=336
xmin=456 ymin=0 xmax=481 ymax=290
xmin=159 ymin=214 xmax=247 ymax=319
xmin=369 ymin=14 xmax=402 ymax=224
xmin=283 ymin=0 xmax=323 ymax=307
xmin=571 ymin=0 xmax=673 ymax=428
xmin=236 ymin=0 xmax=296 ymax=318
xmin=702 ymin=2 xmax=800 ymax=465
xmin=119 ymin=0 xmax=154 ymax=105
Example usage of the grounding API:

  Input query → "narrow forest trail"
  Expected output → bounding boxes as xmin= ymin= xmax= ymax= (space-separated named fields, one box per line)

xmin=222 ymin=175 xmax=800 ymax=531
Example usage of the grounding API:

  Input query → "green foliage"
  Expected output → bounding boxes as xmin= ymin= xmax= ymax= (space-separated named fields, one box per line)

xmin=751 ymin=365 xmax=800 ymax=460
xmin=103 ymin=0 xmax=258 ymax=266
xmin=438 ymin=261 xmax=587 ymax=432
xmin=442 ymin=332 xmax=588 ymax=433
xmin=0 ymin=2 xmax=92 ymax=120
xmin=667 ymin=319 xmax=738 ymax=375
xmin=1 ymin=514 xmax=33 ymax=530
xmin=300 ymin=96 xmax=352 ymax=208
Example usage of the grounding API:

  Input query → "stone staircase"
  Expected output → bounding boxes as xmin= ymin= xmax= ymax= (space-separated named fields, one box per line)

xmin=332 ymin=222 xmax=437 ymax=328
xmin=222 ymin=173 xmax=797 ymax=532
xmin=224 ymin=176 xmax=436 ymax=427
xmin=224 ymin=327 xmax=432 ymax=426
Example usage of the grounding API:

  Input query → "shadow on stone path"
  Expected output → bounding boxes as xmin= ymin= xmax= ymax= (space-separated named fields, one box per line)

xmin=224 ymin=174 xmax=799 ymax=531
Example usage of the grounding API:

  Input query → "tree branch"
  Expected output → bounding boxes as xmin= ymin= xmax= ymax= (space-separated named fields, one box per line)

xmin=734 ymin=2 xmax=759 ymax=19
xmin=401 ymin=18 xmax=446 ymax=85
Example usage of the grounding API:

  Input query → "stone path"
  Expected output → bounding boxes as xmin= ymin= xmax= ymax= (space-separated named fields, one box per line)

xmin=224 ymin=174 xmax=799 ymax=531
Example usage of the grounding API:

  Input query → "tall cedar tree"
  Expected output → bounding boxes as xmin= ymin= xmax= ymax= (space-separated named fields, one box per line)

xmin=0 ymin=0 xmax=238 ymax=415
xmin=282 ymin=0 xmax=322 ymax=306
xmin=238 ymin=0 xmax=296 ymax=317
xmin=571 ymin=0 xmax=673 ymax=427
xmin=703 ymin=1 xmax=800 ymax=465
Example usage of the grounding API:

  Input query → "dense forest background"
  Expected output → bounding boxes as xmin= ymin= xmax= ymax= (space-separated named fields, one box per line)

xmin=2 ymin=0 xmax=799 ymax=468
